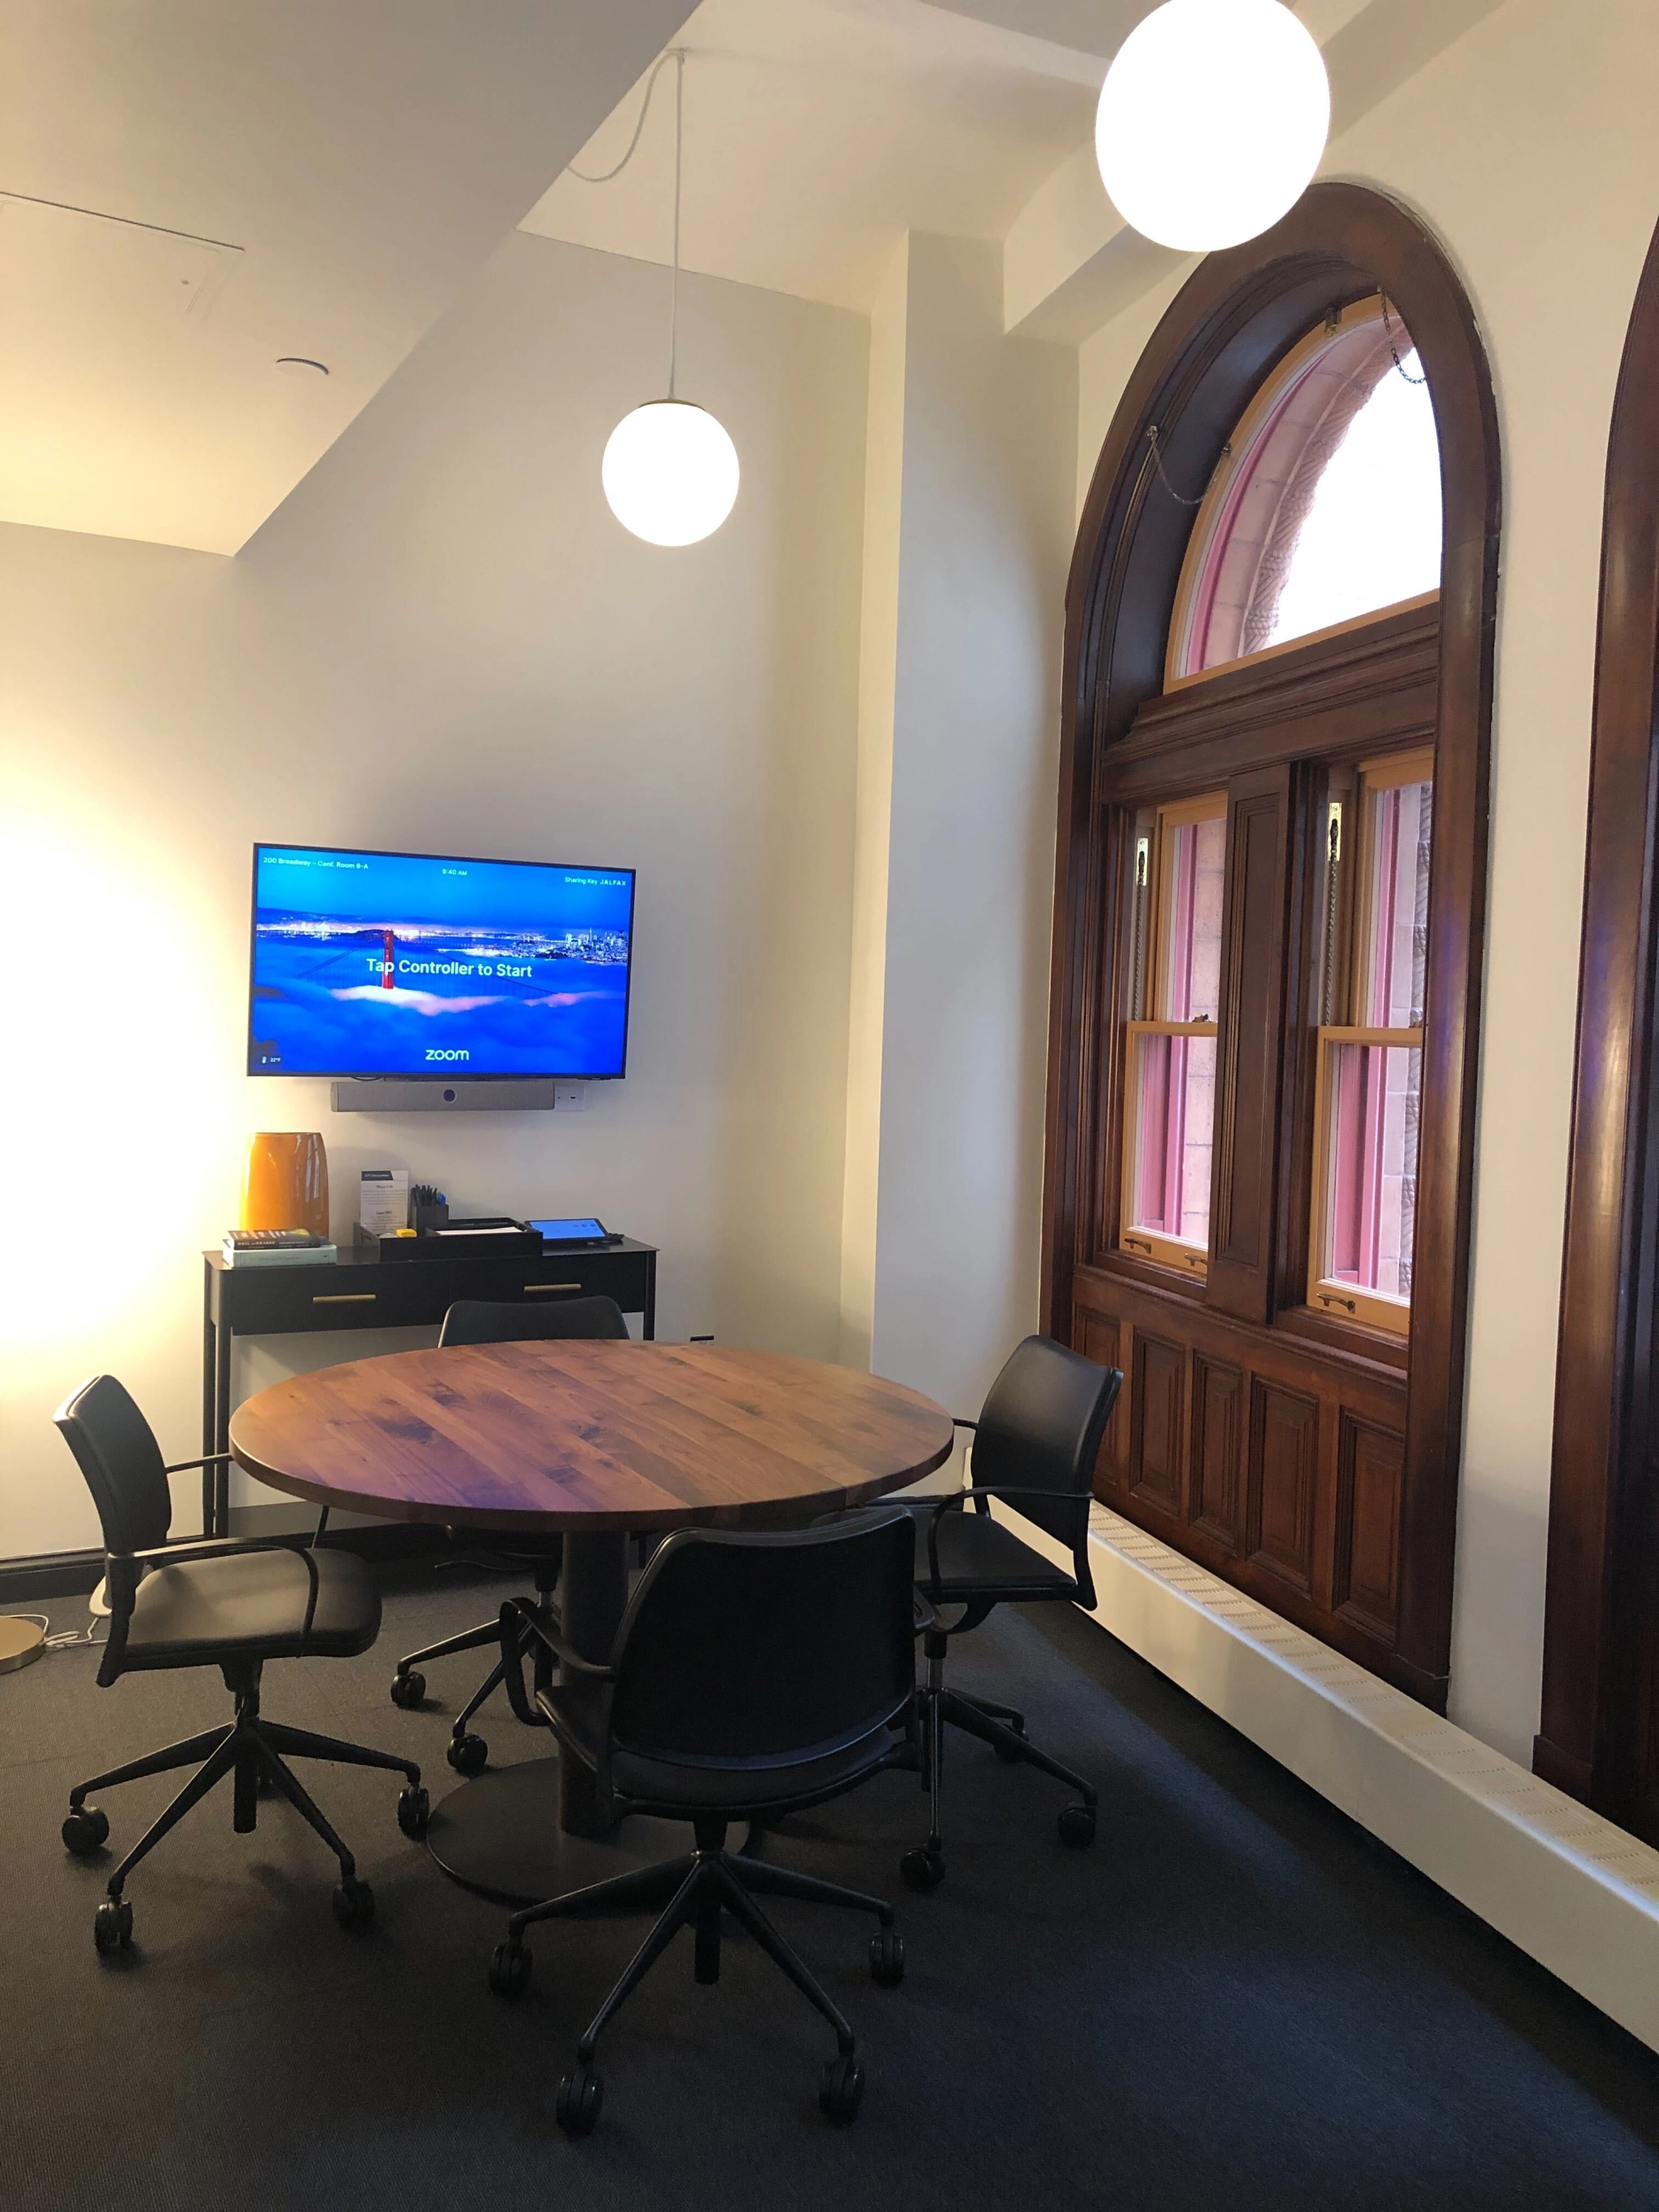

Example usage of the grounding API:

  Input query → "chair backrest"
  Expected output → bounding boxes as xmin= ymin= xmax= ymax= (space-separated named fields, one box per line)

xmin=438 ymin=1294 xmax=629 ymax=1347
xmin=968 ymin=1336 xmax=1123 ymax=1590
xmin=608 ymin=1511 xmax=916 ymax=1768
xmin=54 ymin=1375 xmax=173 ymax=1557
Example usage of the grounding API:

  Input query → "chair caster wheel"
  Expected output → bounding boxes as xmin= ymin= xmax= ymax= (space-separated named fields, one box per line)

xmin=489 ymin=1941 xmax=532 ymax=2000
xmin=1058 ymin=1803 xmax=1096 ymax=1848
xmin=818 ymin=2052 xmax=864 ymax=2125
xmin=397 ymin=1784 xmax=429 ymax=1841
xmin=869 ymin=1926 xmax=905 ymax=1987
xmin=389 ymin=1670 xmax=425 ymax=1709
xmin=93 ymin=1897 xmax=133 ymax=1954
xmin=332 ymin=1877 xmax=375 ymax=1931
xmin=63 ymin=1805 xmax=109 ymax=1856
xmin=556 ymin=2061 xmax=603 ymax=2137
xmin=900 ymin=1847 xmax=945 ymax=1894
xmin=447 ymin=1733 xmax=488 ymax=1777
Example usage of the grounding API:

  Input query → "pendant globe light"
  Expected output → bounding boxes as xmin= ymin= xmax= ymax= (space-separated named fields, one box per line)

xmin=1095 ymin=0 xmax=1329 ymax=254
xmin=595 ymin=50 xmax=738 ymax=548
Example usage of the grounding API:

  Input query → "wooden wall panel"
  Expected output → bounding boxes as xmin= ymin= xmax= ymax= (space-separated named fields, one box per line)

xmin=1075 ymin=1307 xmax=1125 ymax=1494
xmin=1077 ymin=1263 xmax=1424 ymax=1698
xmin=1333 ymin=1415 xmax=1404 ymax=1639
xmin=1189 ymin=1356 xmax=1243 ymax=1552
xmin=1129 ymin=1333 xmax=1186 ymax=1515
xmin=1247 ymin=1381 xmax=1319 ymax=1594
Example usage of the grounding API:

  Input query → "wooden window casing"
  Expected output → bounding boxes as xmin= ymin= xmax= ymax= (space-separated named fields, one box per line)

xmin=1119 ymin=794 xmax=1226 ymax=1279
xmin=1307 ymin=748 xmax=1434 ymax=1339
xmin=1541 ymin=211 xmax=1659 ymax=1835
xmin=1043 ymin=185 xmax=1499 ymax=1711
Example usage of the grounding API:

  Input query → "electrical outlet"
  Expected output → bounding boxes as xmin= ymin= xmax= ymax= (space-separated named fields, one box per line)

xmin=554 ymin=1084 xmax=586 ymax=1112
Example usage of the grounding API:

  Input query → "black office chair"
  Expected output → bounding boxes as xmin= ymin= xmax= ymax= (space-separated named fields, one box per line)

xmin=389 ymin=1294 xmax=630 ymax=1775
xmin=900 ymin=1334 xmax=1122 ymax=1894
xmin=53 ymin=1375 xmax=426 ymax=1953
xmin=487 ymin=1511 xmax=921 ymax=2134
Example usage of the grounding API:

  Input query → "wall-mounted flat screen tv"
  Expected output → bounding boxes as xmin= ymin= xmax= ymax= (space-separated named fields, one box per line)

xmin=248 ymin=843 xmax=635 ymax=1080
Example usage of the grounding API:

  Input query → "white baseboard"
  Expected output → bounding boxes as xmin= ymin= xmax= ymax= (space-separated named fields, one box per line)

xmin=995 ymin=1498 xmax=1659 ymax=2052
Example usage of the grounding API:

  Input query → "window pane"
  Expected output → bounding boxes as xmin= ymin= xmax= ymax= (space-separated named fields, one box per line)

xmin=1360 ymin=777 xmax=1431 ymax=1027
xmin=1262 ymin=356 xmax=1441 ymax=653
xmin=1321 ymin=1041 xmax=1420 ymax=1301
xmin=1160 ymin=814 xmax=1226 ymax=1021
xmin=1128 ymin=1030 xmax=1216 ymax=1248
xmin=1169 ymin=303 xmax=1442 ymax=680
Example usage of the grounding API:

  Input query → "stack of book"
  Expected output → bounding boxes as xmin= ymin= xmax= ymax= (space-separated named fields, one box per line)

xmin=222 ymin=1230 xmax=338 ymax=1268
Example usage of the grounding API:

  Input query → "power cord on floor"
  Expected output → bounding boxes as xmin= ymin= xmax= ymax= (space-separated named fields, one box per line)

xmin=11 ymin=1609 xmax=109 ymax=1652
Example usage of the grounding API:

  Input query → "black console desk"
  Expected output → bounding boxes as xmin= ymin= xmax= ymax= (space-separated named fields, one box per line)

xmin=201 ymin=1237 xmax=657 ymax=1536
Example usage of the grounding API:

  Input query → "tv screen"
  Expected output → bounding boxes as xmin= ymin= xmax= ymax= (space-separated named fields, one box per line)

xmin=248 ymin=843 xmax=634 ymax=1079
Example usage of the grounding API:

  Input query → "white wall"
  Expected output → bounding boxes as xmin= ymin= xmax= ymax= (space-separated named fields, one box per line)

xmin=842 ymin=233 xmax=1077 ymax=1417
xmin=0 ymin=231 xmax=868 ymax=1555
xmin=1074 ymin=0 xmax=1659 ymax=1762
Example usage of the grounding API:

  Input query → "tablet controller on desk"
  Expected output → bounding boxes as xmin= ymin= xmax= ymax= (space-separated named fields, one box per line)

xmin=528 ymin=1217 xmax=622 ymax=1250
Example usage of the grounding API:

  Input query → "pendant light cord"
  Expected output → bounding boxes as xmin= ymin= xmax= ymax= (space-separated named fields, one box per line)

xmin=668 ymin=49 xmax=684 ymax=401
xmin=566 ymin=49 xmax=678 ymax=184
xmin=565 ymin=46 xmax=687 ymax=401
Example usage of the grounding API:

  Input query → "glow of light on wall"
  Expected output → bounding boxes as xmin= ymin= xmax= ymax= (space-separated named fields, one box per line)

xmin=0 ymin=802 xmax=232 ymax=1358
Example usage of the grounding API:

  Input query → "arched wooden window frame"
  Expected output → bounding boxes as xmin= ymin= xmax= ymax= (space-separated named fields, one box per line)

xmin=1043 ymin=183 xmax=1499 ymax=1707
xmin=1538 ymin=215 xmax=1659 ymax=1824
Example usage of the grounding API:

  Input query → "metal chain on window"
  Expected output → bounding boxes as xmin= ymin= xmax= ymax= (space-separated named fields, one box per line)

xmin=1145 ymin=423 xmax=1229 ymax=508
xmin=1380 ymin=295 xmax=1428 ymax=386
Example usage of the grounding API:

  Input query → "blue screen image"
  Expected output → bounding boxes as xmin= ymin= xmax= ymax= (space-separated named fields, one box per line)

xmin=249 ymin=845 xmax=634 ymax=1078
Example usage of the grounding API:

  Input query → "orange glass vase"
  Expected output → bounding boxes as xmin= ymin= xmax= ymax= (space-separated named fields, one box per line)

xmin=241 ymin=1132 xmax=330 ymax=1237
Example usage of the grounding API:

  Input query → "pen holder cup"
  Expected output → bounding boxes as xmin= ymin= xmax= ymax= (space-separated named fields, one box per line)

xmin=413 ymin=1204 xmax=450 ymax=1235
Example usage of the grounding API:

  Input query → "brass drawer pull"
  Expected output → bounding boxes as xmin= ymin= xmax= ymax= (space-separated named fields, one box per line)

xmin=313 ymin=1293 xmax=377 ymax=1305
xmin=525 ymin=1282 xmax=583 ymax=1294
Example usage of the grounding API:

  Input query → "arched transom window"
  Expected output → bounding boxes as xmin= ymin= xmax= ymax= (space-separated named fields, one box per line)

xmin=1167 ymin=296 xmax=1442 ymax=683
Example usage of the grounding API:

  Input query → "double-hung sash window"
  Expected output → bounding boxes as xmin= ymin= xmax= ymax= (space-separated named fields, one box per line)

xmin=1309 ymin=751 xmax=1432 ymax=1334
xmin=1120 ymin=795 xmax=1226 ymax=1277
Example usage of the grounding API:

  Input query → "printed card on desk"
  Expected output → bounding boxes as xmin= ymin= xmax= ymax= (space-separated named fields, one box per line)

xmin=359 ymin=1168 xmax=409 ymax=1237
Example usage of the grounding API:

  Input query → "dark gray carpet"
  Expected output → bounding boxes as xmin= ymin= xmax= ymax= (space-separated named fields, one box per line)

xmin=5 ymin=1571 xmax=1659 ymax=2211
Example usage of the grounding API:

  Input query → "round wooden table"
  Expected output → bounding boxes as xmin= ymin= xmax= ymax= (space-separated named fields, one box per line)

xmin=229 ymin=1339 xmax=953 ymax=1902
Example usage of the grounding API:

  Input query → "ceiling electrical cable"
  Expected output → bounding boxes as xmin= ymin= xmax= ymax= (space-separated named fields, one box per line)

xmin=566 ymin=49 xmax=680 ymax=184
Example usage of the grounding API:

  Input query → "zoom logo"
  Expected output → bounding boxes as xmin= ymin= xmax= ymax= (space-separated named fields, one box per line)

xmin=424 ymin=1048 xmax=471 ymax=1063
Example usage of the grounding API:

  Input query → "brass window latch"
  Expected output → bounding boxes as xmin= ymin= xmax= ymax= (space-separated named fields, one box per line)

xmin=1124 ymin=1235 xmax=1154 ymax=1255
xmin=1318 ymin=1290 xmax=1358 ymax=1313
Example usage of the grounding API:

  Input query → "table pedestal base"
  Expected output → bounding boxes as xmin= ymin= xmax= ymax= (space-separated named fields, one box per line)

xmin=425 ymin=1756 xmax=689 ymax=1907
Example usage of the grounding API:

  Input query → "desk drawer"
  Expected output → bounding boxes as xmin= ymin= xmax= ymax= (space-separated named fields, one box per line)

xmin=514 ymin=1251 xmax=651 ymax=1312
xmin=220 ymin=1268 xmax=435 ymax=1334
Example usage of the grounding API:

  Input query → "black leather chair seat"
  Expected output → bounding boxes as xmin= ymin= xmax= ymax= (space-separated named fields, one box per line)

xmin=906 ymin=1502 xmax=1074 ymax=1602
xmin=124 ymin=1547 xmax=381 ymax=1669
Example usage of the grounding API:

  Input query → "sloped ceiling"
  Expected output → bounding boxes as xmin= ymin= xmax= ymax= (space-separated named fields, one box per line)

xmin=0 ymin=0 xmax=697 ymax=552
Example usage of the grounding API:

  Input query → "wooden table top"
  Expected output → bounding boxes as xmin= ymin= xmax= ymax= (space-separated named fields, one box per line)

xmin=228 ymin=1340 xmax=955 ymax=1533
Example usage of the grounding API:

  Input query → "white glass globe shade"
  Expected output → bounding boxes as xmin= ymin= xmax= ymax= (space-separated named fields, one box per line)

xmin=1095 ymin=0 xmax=1330 ymax=254
xmin=601 ymin=399 xmax=739 ymax=548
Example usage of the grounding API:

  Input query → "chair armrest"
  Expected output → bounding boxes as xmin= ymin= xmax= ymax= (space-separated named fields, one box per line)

xmin=951 ymin=1417 xmax=978 ymax=1430
xmin=952 ymin=1486 xmax=1091 ymax=1508
xmin=162 ymin=1452 xmax=236 ymax=1474
xmin=496 ymin=1596 xmax=616 ymax=1729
